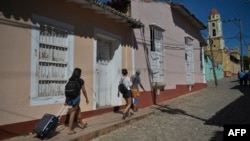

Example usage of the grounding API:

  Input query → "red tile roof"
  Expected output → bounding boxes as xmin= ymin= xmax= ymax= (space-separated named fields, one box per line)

xmin=210 ymin=8 xmax=219 ymax=15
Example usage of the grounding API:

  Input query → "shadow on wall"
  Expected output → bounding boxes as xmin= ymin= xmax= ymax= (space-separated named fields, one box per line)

xmin=205 ymin=55 xmax=224 ymax=81
xmin=170 ymin=4 xmax=206 ymax=45
xmin=0 ymin=0 xmax=134 ymax=46
xmin=0 ymin=0 xmax=138 ymax=139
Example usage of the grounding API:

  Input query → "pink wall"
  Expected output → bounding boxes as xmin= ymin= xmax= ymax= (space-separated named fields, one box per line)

xmin=131 ymin=1 xmax=204 ymax=90
xmin=0 ymin=0 xmax=134 ymax=126
xmin=0 ymin=0 xmax=207 ymax=139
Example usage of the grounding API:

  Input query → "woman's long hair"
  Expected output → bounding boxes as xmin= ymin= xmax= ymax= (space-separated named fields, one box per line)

xmin=69 ymin=68 xmax=81 ymax=81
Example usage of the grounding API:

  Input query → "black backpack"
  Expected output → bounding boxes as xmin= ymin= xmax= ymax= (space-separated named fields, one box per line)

xmin=65 ymin=81 xmax=80 ymax=98
xmin=118 ymin=79 xmax=128 ymax=95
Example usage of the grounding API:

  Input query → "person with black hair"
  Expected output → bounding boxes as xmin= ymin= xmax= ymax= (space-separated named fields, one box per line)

xmin=65 ymin=68 xmax=89 ymax=135
xmin=119 ymin=68 xmax=132 ymax=119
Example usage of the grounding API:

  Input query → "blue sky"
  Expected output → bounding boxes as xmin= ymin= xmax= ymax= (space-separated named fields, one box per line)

xmin=173 ymin=0 xmax=250 ymax=56
xmin=99 ymin=0 xmax=250 ymax=56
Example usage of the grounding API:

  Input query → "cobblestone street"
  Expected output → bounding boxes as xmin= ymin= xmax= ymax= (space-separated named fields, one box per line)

xmin=90 ymin=76 xmax=250 ymax=141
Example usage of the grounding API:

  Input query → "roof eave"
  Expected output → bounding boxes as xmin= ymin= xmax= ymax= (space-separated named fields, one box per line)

xmin=65 ymin=0 xmax=144 ymax=28
xmin=170 ymin=3 xmax=206 ymax=30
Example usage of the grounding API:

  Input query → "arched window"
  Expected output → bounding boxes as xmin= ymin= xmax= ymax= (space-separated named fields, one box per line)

xmin=212 ymin=23 xmax=215 ymax=27
xmin=212 ymin=29 xmax=216 ymax=36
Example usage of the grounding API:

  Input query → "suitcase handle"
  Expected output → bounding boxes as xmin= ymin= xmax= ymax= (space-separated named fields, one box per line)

xmin=56 ymin=105 xmax=68 ymax=120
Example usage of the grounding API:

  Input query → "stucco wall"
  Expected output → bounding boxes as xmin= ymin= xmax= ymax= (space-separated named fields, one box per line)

xmin=0 ymin=14 xmax=33 ymax=125
xmin=131 ymin=1 xmax=204 ymax=90
xmin=0 ymin=0 xmax=134 ymax=125
xmin=205 ymin=56 xmax=224 ymax=81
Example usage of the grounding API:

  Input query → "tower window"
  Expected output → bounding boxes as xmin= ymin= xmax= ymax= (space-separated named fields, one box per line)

xmin=212 ymin=29 xmax=216 ymax=36
xmin=212 ymin=23 xmax=215 ymax=27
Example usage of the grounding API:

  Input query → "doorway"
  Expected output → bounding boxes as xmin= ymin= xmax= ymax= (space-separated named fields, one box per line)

xmin=95 ymin=36 xmax=121 ymax=108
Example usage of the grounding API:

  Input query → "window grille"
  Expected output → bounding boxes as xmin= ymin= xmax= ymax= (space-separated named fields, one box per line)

xmin=30 ymin=14 xmax=74 ymax=106
xmin=185 ymin=36 xmax=194 ymax=85
xmin=149 ymin=24 xmax=165 ymax=84
xmin=38 ymin=25 xmax=68 ymax=97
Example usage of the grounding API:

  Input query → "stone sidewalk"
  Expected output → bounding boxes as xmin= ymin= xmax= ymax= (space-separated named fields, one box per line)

xmin=90 ymin=76 xmax=250 ymax=141
xmin=5 ymin=106 xmax=154 ymax=141
xmin=6 ymin=76 xmax=250 ymax=141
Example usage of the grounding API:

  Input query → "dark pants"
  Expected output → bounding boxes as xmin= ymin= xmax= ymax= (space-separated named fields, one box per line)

xmin=240 ymin=76 xmax=248 ymax=86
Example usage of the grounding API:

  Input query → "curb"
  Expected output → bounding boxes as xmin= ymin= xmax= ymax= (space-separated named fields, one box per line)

xmin=81 ymin=110 xmax=154 ymax=141
xmin=4 ymin=109 xmax=154 ymax=141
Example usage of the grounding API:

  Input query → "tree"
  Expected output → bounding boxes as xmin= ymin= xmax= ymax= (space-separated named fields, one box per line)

xmin=103 ymin=0 xmax=130 ymax=13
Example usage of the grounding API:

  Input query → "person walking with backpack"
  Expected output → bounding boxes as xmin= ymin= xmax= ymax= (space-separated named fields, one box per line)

xmin=65 ymin=68 xmax=89 ymax=135
xmin=239 ymin=70 xmax=246 ymax=86
xmin=131 ymin=70 xmax=145 ymax=112
xmin=119 ymin=69 xmax=132 ymax=119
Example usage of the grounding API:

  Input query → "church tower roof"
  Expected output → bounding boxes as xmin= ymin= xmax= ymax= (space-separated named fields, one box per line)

xmin=210 ymin=8 xmax=219 ymax=15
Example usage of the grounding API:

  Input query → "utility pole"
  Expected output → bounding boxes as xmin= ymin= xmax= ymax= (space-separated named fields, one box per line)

xmin=223 ymin=18 xmax=244 ymax=70
xmin=209 ymin=37 xmax=218 ymax=87
xmin=239 ymin=19 xmax=244 ymax=70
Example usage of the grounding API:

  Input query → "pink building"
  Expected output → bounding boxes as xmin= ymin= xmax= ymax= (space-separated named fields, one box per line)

xmin=128 ymin=1 xmax=207 ymax=106
xmin=0 ymin=0 xmax=143 ymax=139
xmin=0 ymin=0 xmax=207 ymax=139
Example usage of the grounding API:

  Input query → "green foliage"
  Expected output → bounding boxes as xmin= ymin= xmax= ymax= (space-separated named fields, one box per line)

xmin=103 ymin=0 xmax=130 ymax=13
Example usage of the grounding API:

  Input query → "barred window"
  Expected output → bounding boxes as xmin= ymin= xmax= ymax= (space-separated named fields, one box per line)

xmin=184 ymin=36 xmax=194 ymax=85
xmin=149 ymin=24 xmax=165 ymax=84
xmin=30 ymin=15 xmax=74 ymax=106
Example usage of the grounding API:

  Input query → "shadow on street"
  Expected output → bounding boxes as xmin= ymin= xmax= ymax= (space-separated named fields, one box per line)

xmin=206 ymin=85 xmax=250 ymax=126
xmin=154 ymin=78 xmax=250 ymax=141
xmin=154 ymin=104 xmax=207 ymax=122
xmin=206 ymin=85 xmax=250 ymax=141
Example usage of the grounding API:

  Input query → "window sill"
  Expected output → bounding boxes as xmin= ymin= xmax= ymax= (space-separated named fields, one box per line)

xmin=30 ymin=96 xmax=65 ymax=106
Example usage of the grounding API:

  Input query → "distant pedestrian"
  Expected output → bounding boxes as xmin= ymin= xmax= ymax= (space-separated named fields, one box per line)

xmin=239 ymin=70 xmax=247 ymax=86
xmin=238 ymin=71 xmax=240 ymax=80
xmin=119 ymin=69 xmax=132 ymax=119
xmin=65 ymin=68 xmax=89 ymax=135
xmin=131 ymin=70 xmax=145 ymax=112
xmin=247 ymin=71 xmax=250 ymax=85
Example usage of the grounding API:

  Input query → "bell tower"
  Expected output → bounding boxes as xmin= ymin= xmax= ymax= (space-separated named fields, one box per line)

xmin=208 ymin=8 xmax=225 ymax=49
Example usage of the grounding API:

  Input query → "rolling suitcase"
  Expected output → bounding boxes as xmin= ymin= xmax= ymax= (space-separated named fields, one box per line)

xmin=33 ymin=105 xmax=68 ymax=139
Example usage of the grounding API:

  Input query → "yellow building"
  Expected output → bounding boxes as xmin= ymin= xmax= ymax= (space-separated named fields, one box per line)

xmin=230 ymin=48 xmax=241 ymax=75
xmin=223 ymin=48 xmax=232 ymax=76
xmin=249 ymin=46 xmax=250 ymax=57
